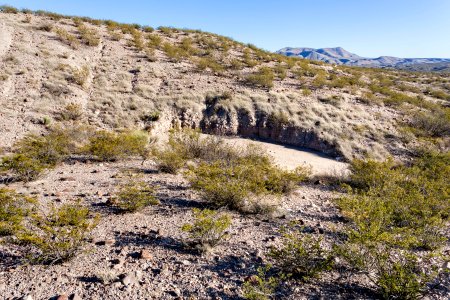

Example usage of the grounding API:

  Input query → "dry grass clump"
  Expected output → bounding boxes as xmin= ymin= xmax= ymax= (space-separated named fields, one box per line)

xmin=77 ymin=23 xmax=100 ymax=46
xmin=246 ymin=67 xmax=275 ymax=89
xmin=69 ymin=66 xmax=90 ymax=87
xmin=56 ymin=103 xmax=83 ymax=121
xmin=54 ymin=27 xmax=79 ymax=49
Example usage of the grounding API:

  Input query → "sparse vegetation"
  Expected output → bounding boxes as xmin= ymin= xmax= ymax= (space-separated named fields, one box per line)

xmin=114 ymin=178 xmax=158 ymax=212
xmin=77 ymin=23 xmax=100 ymax=46
xmin=246 ymin=67 xmax=275 ymax=89
xmin=0 ymin=188 xmax=36 ymax=236
xmin=54 ymin=27 xmax=79 ymax=49
xmin=84 ymin=130 xmax=150 ymax=162
xmin=242 ymin=265 xmax=280 ymax=300
xmin=17 ymin=203 xmax=98 ymax=264
xmin=70 ymin=65 xmax=90 ymax=87
xmin=57 ymin=103 xmax=83 ymax=121
xmin=187 ymin=147 xmax=309 ymax=212
xmin=181 ymin=208 xmax=231 ymax=252
xmin=269 ymin=226 xmax=334 ymax=280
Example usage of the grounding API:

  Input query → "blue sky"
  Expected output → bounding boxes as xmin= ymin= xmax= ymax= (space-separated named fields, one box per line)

xmin=3 ymin=0 xmax=450 ymax=58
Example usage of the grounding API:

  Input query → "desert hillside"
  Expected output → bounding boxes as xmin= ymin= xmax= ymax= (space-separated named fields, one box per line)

xmin=0 ymin=7 xmax=449 ymax=300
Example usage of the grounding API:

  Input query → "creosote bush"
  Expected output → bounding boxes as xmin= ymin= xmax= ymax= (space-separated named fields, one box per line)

xmin=114 ymin=179 xmax=158 ymax=213
xmin=269 ymin=226 xmax=334 ymax=280
xmin=0 ymin=188 xmax=36 ymax=236
xmin=1 ymin=126 xmax=150 ymax=181
xmin=187 ymin=147 xmax=310 ymax=212
xmin=242 ymin=265 xmax=280 ymax=300
xmin=335 ymin=151 xmax=449 ymax=298
xmin=181 ymin=208 xmax=231 ymax=252
xmin=17 ymin=203 xmax=98 ymax=264
xmin=84 ymin=130 xmax=150 ymax=162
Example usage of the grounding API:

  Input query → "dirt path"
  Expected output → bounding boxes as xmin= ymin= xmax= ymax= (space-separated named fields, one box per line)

xmin=223 ymin=136 xmax=348 ymax=175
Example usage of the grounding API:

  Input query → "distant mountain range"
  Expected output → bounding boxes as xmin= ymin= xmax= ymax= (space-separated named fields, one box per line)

xmin=276 ymin=47 xmax=450 ymax=72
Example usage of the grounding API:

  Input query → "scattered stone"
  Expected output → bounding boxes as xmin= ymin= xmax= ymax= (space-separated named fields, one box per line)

xmin=71 ymin=293 xmax=82 ymax=300
xmin=121 ymin=274 xmax=137 ymax=286
xmin=139 ymin=249 xmax=153 ymax=260
xmin=95 ymin=238 xmax=115 ymax=246
xmin=21 ymin=296 xmax=33 ymax=300
xmin=111 ymin=258 xmax=124 ymax=265
xmin=180 ymin=260 xmax=191 ymax=266
xmin=59 ymin=177 xmax=76 ymax=182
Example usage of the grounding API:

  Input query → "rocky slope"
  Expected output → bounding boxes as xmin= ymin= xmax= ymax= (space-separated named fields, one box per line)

xmin=1 ymin=11 xmax=448 ymax=161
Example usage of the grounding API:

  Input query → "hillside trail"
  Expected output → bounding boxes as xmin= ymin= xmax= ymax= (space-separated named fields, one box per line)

xmin=222 ymin=136 xmax=348 ymax=175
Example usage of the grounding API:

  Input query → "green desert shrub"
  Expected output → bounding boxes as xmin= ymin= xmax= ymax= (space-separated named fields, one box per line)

xmin=181 ymin=208 xmax=231 ymax=252
xmin=242 ymin=265 xmax=280 ymax=300
xmin=0 ymin=188 xmax=36 ymax=236
xmin=0 ymin=128 xmax=76 ymax=181
xmin=152 ymin=147 xmax=187 ymax=174
xmin=130 ymin=29 xmax=144 ymax=50
xmin=0 ymin=5 xmax=18 ymax=13
xmin=187 ymin=149 xmax=309 ymax=212
xmin=195 ymin=57 xmax=225 ymax=73
xmin=163 ymin=42 xmax=189 ymax=62
xmin=17 ymin=203 xmax=98 ymax=264
xmin=337 ymin=243 xmax=438 ymax=300
xmin=84 ymin=130 xmax=149 ymax=162
xmin=114 ymin=179 xmax=158 ymax=212
xmin=424 ymin=88 xmax=449 ymax=100
xmin=269 ymin=227 xmax=334 ymax=280
xmin=246 ymin=67 xmax=275 ymax=89
xmin=1 ymin=154 xmax=47 ymax=182
xmin=340 ymin=153 xmax=449 ymax=250
xmin=335 ymin=152 xmax=448 ymax=298
xmin=147 ymin=34 xmax=162 ymax=49
xmin=408 ymin=108 xmax=450 ymax=137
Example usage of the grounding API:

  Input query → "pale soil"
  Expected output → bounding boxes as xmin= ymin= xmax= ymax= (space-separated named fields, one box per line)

xmin=222 ymin=136 xmax=348 ymax=175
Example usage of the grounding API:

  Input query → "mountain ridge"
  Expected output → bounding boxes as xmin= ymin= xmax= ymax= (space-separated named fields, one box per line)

xmin=277 ymin=47 xmax=450 ymax=71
